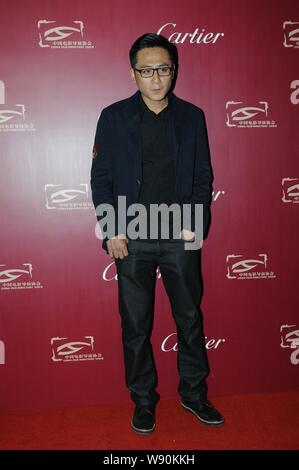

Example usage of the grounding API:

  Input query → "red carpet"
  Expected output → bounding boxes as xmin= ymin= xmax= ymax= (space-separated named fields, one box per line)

xmin=0 ymin=392 xmax=298 ymax=450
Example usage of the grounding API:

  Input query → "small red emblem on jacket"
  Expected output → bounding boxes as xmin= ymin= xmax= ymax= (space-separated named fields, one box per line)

xmin=92 ymin=144 xmax=98 ymax=159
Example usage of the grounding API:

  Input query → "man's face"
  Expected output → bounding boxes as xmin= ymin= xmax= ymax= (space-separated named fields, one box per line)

xmin=130 ymin=47 xmax=175 ymax=104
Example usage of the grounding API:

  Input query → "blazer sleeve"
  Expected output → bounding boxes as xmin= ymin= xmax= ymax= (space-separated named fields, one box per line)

xmin=90 ymin=109 xmax=117 ymax=249
xmin=189 ymin=109 xmax=214 ymax=239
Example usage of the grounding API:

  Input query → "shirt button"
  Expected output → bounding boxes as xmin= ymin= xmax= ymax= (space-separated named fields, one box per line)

xmin=136 ymin=179 xmax=141 ymax=185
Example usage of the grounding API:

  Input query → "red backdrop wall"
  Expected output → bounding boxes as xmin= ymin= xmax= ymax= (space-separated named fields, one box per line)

xmin=0 ymin=0 xmax=298 ymax=410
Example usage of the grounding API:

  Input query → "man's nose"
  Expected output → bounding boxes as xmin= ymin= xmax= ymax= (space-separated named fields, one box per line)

xmin=151 ymin=70 xmax=161 ymax=82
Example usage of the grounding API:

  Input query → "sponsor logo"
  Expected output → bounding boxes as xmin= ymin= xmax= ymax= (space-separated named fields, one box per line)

xmin=226 ymin=254 xmax=276 ymax=280
xmin=0 ymin=81 xmax=4 ymax=104
xmin=102 ymin=262 xmax=161 ymax=282
xmin=290 ymin=80 xmax=299 ymax=104
xmin=45 ymin=183 xmax=93 ymax=210
xmin=283 ymin=21 xmax=299 ymax=48
xmin=0 ymin=263 xmax=43 ymax=290
xmin=280 ymin=325 xmax=299 ymax=365
xmin=0 ymin=341 xmax=5 ymax=365
xmin=38 ymin=20 xmax=94 ymax=48
xmin=161 ymin=332 xmax=225 ymax=352
xmin=156 ymin=23 xmax=224 ymax=45
xmin=226 ymin=100 xmax=277 ymax=128
xmin=51 ymin=336 xmax=104 ymax=362
xmin=282 ymin=177 xmax=299 ymax=203
xmin=0 ymin=80 xmax=36 ymax=132
xmin=212 ymin=190 xmax=225 ymax=201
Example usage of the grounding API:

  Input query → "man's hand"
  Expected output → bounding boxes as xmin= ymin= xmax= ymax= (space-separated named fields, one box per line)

xmin=107 ymin=234 xmax=128 ymax=259
xmin=180 ymin=229 xmax=204 ymax=249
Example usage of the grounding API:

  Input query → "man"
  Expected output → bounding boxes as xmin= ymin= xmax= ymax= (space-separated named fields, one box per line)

xmin=91 ymin=33 xmax=224 ymax=434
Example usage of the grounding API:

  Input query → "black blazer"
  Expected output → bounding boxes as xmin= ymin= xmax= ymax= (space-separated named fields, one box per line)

xmin=90 ymin=90 xmax=213 ymax=253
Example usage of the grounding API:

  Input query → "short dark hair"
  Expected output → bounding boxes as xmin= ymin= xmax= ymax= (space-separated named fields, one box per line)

xmin=129 ymin=33 xmax=178 ymax=68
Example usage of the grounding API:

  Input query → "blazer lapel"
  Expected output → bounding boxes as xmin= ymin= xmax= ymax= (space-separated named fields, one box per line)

xmin=169 ymin=92 xmax=185 ymax=175
xmin=124 ymin=92 xmax=143 ymax=178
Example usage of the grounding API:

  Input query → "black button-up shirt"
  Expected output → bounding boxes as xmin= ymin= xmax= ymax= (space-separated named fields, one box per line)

xmin=136 ymin=92 xmax=180 ymax=240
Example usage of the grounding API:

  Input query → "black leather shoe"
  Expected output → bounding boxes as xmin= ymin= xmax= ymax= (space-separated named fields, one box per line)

xmin=131 ymin=406 xmax=156 ymax=435
xmin=181 ymin=399 xmax=224 ymax=426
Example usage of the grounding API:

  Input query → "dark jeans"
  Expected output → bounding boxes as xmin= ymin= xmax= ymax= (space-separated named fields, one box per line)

xmin=115 ymin=239 xmax=209 ymax=407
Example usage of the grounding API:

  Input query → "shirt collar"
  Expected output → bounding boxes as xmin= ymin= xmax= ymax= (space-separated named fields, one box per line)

xmin=138 ymin=91 xmax=171 ymax=120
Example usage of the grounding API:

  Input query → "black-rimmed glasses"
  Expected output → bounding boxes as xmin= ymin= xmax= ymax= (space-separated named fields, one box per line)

xmin=134 ymin=66 xmax=173 ymax=78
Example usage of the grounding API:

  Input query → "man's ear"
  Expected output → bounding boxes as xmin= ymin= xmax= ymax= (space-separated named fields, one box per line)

xmin=172 ymin=64 xmax=175 ymax=78
xmin=130 ymin=68 xmax=136 ymax=82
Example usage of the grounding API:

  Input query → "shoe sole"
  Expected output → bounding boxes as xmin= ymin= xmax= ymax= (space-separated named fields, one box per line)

xmin=180 ymin=401 xmax=224 ymax=426
xmin=131 ymin=418 xmax=155 ymax=435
